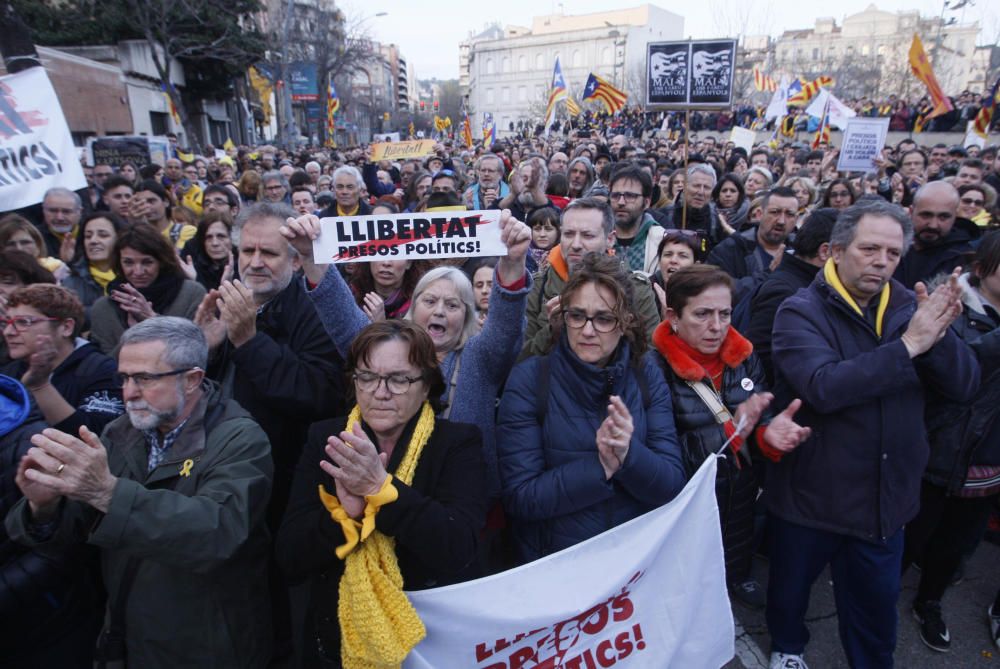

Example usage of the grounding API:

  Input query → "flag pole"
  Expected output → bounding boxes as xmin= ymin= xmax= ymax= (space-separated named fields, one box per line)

xmin=681 ymin=108 xmax=690 ymax=230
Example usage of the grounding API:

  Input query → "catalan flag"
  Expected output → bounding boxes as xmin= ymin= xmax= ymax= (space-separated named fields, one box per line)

xmin=909 ymin=34 xmax=953 ymax=119
xmin=973 ymin=75 xmax=999 ymax=138
xmin=582 ymin=73 xmax=627 ymax=115
xmin=545 ymin=57 xmax=570 ymax=127
xmin=786 ymin=76 xmax=834 ymax=106
xmin=408 ymin=121 xmax=415 ymax=138
xmin=812 ymin=97 xmax=831 ymax=149
xmin=462 ymin=112 xmax=473 ymax=148
xmin=482 ymin=112 xmax=496 ymax=148
xmin=566 ymin=96 xmax=582 ymax=117
xmin=326 ymin=76 xmax=339 ymax=148
xmin=161 ymin=82 xmax=181 ymax=125
xmin=753 ymin=67 xmax=777 ymax=93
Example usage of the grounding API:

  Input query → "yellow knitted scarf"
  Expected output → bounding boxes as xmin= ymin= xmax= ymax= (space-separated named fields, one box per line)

xmin=88 ymin=265 xmax=117 ymax=294
xmin=318 ymin=402 xmax=434 ymax=668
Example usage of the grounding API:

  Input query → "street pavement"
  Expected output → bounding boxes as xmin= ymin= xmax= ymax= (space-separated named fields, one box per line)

xmin=722 ymin=537 xmax=1000 ymax=668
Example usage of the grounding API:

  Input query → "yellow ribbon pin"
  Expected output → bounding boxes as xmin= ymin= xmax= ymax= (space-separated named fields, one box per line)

xmin=179 ymin=459 xmax=194 ymax=477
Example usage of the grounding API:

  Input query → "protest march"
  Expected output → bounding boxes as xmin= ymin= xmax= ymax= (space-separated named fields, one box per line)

xmin=0 ymin=2 xmax=1000 ymax=668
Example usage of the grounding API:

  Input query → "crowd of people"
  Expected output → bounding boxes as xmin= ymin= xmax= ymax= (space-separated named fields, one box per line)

xmin=0 ymin=118 xmax=999 ymax=669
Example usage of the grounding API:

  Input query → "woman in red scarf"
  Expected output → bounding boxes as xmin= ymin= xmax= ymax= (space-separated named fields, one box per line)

xmin=652 ymin=265 xmax=810 ymax=610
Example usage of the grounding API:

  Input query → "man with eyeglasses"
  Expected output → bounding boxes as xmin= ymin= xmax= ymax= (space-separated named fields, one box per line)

xmin=202 ymin=184 xmax=240 ymax=218
xmin=706 ymin=186 xmax=799 ymax=304
xmin=6 ymin=316 xmax=274 ymax=666
xmin=521 ymin=197 xmax=660 ymax=360
xmin=260 ymin=170 xmax=290 ymax=205
xmin=40 ymin=187 xmax=83 ymax=259
xmin=608 ymin=164 xmax=663 ymax=275
xmin=894 ymin=181 xmax=978 ymax=289
xmin=463 ymin=153 xmax=508 ymax=210
xmin=1 ymin=284 xmax=122 ymax=434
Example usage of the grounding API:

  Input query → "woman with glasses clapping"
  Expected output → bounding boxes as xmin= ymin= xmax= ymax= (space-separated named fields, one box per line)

xmin=496 ymin=253 xmax=685 ymax=564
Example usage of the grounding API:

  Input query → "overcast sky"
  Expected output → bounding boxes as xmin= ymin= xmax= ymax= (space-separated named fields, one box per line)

xmin=347 ymin=0 xmax=999 ymax=81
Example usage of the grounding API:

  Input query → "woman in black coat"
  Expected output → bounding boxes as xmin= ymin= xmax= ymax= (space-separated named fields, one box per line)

xmin=277 ymin=320 xmax=488 ymax=668
xmin=650 ymin=265 xmax=810 ymax=610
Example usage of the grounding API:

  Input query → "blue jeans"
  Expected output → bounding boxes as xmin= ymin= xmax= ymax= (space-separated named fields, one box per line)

xmin=766 ymin=514 xmax=904 ymax=668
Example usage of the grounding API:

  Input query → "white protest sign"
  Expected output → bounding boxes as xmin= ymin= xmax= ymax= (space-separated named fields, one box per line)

xmin=0 ymin=68 xmax=86 ymax=211
xmin=964 ymin=121 xmax=986 ymax=150
xmin=836 ymin=117 xmax=890 ymax=173
xmin=314 ymin=210 xmax=505 ymax=264
xmin=729 ymin=126 xmax=756 ymax=154
xmin=404 ymin=457 xmax=734 ymax=669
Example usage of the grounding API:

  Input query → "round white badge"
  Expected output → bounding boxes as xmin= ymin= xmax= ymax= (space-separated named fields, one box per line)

xmin=741 ymin=378 xmax=754 ymax=392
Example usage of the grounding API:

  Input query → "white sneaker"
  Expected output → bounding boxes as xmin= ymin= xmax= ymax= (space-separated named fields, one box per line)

xmin=769 ymin=652 xmax=809 ymax=669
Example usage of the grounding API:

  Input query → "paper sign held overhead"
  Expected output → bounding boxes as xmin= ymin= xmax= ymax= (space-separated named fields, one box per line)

xmin=836 ymin=117 xmax=890 ymax=173
xmin=729 ymin=126 xmax=756 ymax=154
xmin=314 ymin=210 xmax=506 ymax=264
xmin=370 ymin=139 xmax=436 ymax=162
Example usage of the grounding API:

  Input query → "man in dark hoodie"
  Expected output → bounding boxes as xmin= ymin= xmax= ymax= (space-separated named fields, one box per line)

xmin=893 ymin=181 xmax=978 ymax=289
xmin=1 ymin=285 xmax=122 ymax=435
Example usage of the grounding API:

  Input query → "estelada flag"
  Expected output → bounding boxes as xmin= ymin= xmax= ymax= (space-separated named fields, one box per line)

xmin=812 ymin=97 xmax=831 ymax=149
xmin=973 ymin=75 xmax=999 ymax=138
xmin=753 ymin=67 xmax=777 ymax=92
xmin=786 ymin=76 xmax=834 ymax=105
xmin=582 ymin=73 xmax=627 ymax=115
xmin=462 ymin=113 xmax=473 ymax=148
xmin=909 ymin=34 xmax=954 ymax=119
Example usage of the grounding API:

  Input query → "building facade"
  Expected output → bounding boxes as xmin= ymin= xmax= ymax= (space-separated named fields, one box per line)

xmin=767 ymin=6 xmax=985 ymax=100
xmin=463 ymin=5 xmax=683 ymax=137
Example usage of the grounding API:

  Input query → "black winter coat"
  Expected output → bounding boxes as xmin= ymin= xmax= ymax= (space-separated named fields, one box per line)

xmin=923 ymin=276 xmax=1000 ymax=492
xmin=745 ymin=253 xmax=821 ymax=386
xmin=892 ymin=218 xmax=978 ymax=289
xmin=771 ymin=273 xmax=980 ymax=541
xmin=705 ymin=226 xmax=775 ymax=304
xmin=208 ymin=277 xmax=344 ymax=526
xmin=276 ymin=414 xmax=487 ymax=665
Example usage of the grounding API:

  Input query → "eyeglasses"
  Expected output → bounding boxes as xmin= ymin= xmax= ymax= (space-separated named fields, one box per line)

xmin=353 ymin=370 xmax=424 ymax=395
xmin=609 ymin=191 xmax=643 ymax=203
xmin=114 ymin=367 xmax=198 ymax=389
xmin=0 ymin=316 xmax=61 ymax=331
xmin=562 ymin=309 xmax=620 ymax=333
xmin=960 ymin=197 xmax=985 ymax=207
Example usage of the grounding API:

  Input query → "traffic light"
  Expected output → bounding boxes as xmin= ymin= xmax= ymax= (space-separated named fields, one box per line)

xmin=420 ymin=101 xmax=425 ymax=111
xmin=433 ymin=100 xmax=439 ymax=111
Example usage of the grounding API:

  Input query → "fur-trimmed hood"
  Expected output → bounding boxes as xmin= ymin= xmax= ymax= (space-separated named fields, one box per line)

xmin=651 ymin=321 xmax=753 ymax=381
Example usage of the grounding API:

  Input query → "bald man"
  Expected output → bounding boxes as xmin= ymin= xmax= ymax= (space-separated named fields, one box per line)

xmin=893 ymin=181 xmax=978 ymax=289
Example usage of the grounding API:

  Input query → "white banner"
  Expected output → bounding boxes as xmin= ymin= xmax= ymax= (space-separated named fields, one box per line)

xmin=404 ymin=457 xmax=734 ymax=669
xmin=314 ymin=210 xmax=505 ymax=264
xmin=0 ymin=68 xmax=86 ymax=211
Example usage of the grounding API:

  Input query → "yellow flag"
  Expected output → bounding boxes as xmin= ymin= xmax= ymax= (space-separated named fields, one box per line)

xmin=223 ymin=138 xmax=236 ymax=151
xmin=908 ymin=35 xmax=954 ymax=119
xmin=177 ymin=150 xmax=194 ymax=162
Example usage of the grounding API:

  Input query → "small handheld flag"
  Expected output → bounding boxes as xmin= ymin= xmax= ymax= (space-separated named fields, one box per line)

xmin=909 ymin=34 xmax=954 ymax=119
xmin=582 ymin=73 xmax=627 ymax=114
xmin=973 ymin=76 xmax=999 ymax=138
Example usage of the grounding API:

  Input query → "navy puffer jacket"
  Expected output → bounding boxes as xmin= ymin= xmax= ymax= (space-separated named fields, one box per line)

xmin=497 ymin=335 xmax=685 ymax=564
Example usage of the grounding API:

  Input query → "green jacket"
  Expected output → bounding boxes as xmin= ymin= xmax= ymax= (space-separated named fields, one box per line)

xmin=6 ymin=382 xmax=273 ymax=668
xmin=520 ymin=259 xmax=661 ymax=361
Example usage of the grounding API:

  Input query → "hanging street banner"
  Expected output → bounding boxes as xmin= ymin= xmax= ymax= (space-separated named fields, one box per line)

xmin=370 ymin=139 xmax=436 ymax=162
xmin=0 ymin=67 xmax=86 ymax=211
xmin=289 ymin=62 xmax=319 ymax=101
xmin=646 ymin=40 xmax=737 ymax=110
xmin=314 ymin=210 xmax=505 ymax=263
xmin=404 ymin=457 xmax=734 ymax=669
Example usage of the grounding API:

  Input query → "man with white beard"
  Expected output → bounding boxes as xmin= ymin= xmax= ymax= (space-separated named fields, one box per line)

xmin=5 ymin=316 xmax=274 ymax=667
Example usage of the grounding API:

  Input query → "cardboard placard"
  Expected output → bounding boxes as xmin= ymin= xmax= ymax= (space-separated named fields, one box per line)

xmin=646 ymin=40 xmax=736 ymax=109
xmin=729 ymin=126 xmax=756 ymax=154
